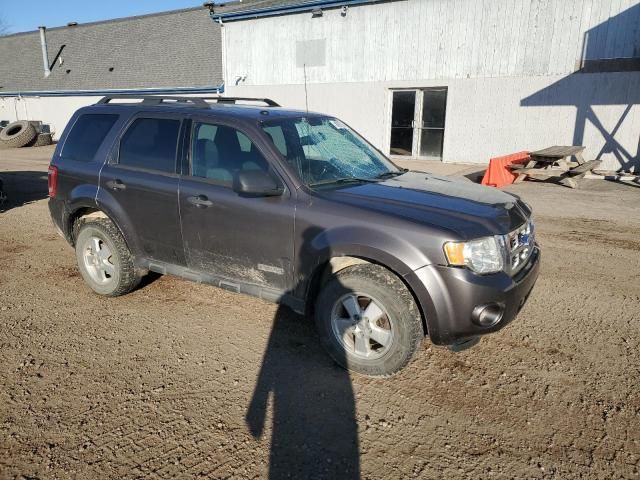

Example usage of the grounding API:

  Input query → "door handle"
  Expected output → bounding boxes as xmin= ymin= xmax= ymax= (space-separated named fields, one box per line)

xmin=187 ymin=195 xmax=213 ymax=208
xmin=106 ymin=179 xmax=126 ymax=191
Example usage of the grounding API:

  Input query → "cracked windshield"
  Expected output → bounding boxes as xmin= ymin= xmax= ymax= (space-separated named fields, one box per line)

xmin=261 ymin=116 xmax=401 ymax=186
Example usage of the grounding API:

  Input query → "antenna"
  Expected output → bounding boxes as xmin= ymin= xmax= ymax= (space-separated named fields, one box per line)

xmin=303 ymin=63 xmax=309 ymax=114
xmin=302 ymin=63 xmax=311 ymax=182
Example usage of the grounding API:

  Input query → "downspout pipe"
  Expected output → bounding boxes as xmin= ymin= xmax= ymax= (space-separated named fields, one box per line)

xmin=38 ymin=26 xmax=51 ymax=78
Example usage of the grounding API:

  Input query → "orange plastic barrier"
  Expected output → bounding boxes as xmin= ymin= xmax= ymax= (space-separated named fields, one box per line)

xmin=481 ymin=151 xmax=531 ymax=188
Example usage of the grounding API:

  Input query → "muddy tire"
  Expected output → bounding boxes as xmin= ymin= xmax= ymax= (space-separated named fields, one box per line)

xmin=315 ymin=264 xmax=423 ymax=377
xmin=0 ymin=121 xmax=37 ymax=148
xmin=74 ymin=218 xmax=140 ymax=297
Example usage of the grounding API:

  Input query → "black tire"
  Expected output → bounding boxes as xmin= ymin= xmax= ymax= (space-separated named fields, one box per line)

xmin=315 ymin=264 xmax=423 ymax=377
xmin=33 ymin=133 xmax=53 ymax=147
xmin=0 ymin=121 xmax=37 ymax=148
xmin=74 ymin=218 xmax=141 ymax=296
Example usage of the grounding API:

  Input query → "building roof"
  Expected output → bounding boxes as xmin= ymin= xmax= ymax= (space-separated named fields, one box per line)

xmin=213 ymin=0 xmax=387 ymax=21
xmin=0 ymin=7 xmax=223 ymax=95
xmin=214 ymin=0 xmax=316 ymax=14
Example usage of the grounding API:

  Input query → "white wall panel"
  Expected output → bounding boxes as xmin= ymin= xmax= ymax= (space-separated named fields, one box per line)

xmin=227 ymin=72 xmax=640 ymax=171
xmin=223 ymin=0 xmax=640 ymax=85
xmin=0 ymin=96 xmax=101 ymax=140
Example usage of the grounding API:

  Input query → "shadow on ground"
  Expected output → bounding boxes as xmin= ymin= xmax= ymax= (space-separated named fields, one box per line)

xmin=247 ymin=225 xmax=360 ymax=479
xmin=605 ymin=178 xmax=640 ymax=189
xmin=463 ymin=168 xmax=486 ymax=183
xmin=247 ymin=303 xmax=360 ymax=480
xmin=0 ymin=171 xmax=48 ymax=213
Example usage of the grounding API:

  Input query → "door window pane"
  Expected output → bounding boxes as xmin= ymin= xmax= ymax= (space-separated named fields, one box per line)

xmin=419 ymin=130 xmax=445 ymax=158
xmin=119 ymin=118 xmax=180 ymax=173
xmin=419 ymin=88 xmax=447 ymax=159
xmin=263 ymin=126 xmax=288 ymax=156
xmin=421 ymin=88 xmax=447 ymax=128
xmin=390 ymin=128 xmax=414 ymax=156
xmin=63 ymin=114 xmax=118 ymax=162
xmin=190 ymin=122 xmax=269 ymax=185
xmin=391 ymin=91 xmax=415 ymax=127
xmin=237 ymin=131 xmax=252 ymax=152
xmin=390 ymin=91 xmax=415 ymax=156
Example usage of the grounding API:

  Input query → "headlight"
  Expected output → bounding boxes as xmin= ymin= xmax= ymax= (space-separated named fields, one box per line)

xmin=444 ymin=236 xmax=504 ymax=274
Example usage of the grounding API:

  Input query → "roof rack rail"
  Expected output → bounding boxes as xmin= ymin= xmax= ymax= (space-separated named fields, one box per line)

xmin=97 ymin=95 xmax=209 ymax=107
xmin=96 ymin=95 xmax=281 ymax=108
xmin=201 ymin=97 xmax=281 ymax=107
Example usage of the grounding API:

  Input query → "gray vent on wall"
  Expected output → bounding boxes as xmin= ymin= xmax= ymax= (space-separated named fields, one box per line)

xmin=296 ymin=39 xmax=326 ymax=68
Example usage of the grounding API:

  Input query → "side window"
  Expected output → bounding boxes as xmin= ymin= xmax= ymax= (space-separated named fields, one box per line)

xmin=190 ymin=122 xmax=269 ymax=185
xmin=237 ymin=131 xmax=252 ymax=152
xmin=62 ymin=114 xmax=118 ymax=162
xmin=263 ymin=126 xmax=288 ymax=156
xmin=118 ymin=118 xmax=180 ymax=173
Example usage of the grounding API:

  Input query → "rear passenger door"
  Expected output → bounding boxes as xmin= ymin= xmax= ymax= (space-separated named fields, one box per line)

xmin=178 ymin=119 xmax=295 ymax=294
xmin=99 ymin=114 xmax=185 ymax=266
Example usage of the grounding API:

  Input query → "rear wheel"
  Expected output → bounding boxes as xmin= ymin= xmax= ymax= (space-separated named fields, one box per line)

xmin=74 ymin=218 xmax=140 ymax=296
xmin=315 ymin=264 xmax=423 ymax=376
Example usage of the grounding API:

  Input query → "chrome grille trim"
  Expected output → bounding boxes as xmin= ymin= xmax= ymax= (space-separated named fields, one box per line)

xmin=505 ymin=219 xmax=534 ymax=275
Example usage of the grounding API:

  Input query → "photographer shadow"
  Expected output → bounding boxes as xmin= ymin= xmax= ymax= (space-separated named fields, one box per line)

xmin=246 ymin=228 xmax=360 ymax=479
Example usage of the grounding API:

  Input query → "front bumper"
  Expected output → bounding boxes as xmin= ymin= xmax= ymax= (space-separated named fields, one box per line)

xmin=405 ymin=246 xmax=540 ymax=345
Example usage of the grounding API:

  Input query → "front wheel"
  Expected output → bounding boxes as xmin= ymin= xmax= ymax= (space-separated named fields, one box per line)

xmin=315 ymin=264 xmax=423 ymax=376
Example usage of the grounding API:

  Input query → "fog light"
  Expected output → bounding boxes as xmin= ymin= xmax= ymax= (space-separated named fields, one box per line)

xmin=472 ymin=303 xmax=504 ymax=327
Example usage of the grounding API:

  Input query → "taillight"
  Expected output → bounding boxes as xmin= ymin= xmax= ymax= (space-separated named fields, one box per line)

xmin=48 ymin=165 xmax=58 ymax=197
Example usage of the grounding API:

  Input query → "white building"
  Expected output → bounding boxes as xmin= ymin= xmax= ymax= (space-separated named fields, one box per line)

xmin=215 ymin=0 xmax=640 ymax=171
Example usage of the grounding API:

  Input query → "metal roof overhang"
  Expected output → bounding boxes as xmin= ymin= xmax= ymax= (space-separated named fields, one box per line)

xmin=0 ymin=84 xmax=224 ymax=98
xmin=212 ymin=0 xmax=385 ymax=22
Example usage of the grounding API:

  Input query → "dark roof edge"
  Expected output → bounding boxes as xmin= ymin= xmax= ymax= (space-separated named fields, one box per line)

xmin=212 ymin=0 xmax=389 ymax=22
xmin=0 ymin=84 xmax=225 ymax=98
xmin=1 ymin=6 xmax=205 ymax=38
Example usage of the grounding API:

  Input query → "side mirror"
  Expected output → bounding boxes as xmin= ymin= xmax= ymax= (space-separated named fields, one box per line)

xmin=233 ymin=170 xmax=284 ymax=197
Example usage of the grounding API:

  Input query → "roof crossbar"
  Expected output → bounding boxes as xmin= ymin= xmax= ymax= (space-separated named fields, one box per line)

xmin=96 ymin=95 xmax=281 ymax=108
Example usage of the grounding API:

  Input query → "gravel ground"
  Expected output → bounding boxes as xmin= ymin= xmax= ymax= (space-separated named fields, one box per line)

xmin=1 ymin=146 xmax=639 ymax=479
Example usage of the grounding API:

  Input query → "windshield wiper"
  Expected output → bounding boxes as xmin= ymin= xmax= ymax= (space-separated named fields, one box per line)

xmin=374 ymin=169 xmax=407 ymax=180
xmin=309 ymin=177 xmax=380 ymax=187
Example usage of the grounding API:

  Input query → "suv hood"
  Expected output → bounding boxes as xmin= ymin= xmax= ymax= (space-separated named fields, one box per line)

xmin=318 ymin=171 xmax=530 ymax=239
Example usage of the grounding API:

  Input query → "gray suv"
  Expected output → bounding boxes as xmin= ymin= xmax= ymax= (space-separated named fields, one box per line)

xmin=48 ymin=96 xmax=540 ymax=376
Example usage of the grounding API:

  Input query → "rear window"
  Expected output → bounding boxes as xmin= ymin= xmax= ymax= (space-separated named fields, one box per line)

xmin=118 ymin=118 xmax=180 ymax=173
xmin=62 ymin=114 xmax=118 ymax=162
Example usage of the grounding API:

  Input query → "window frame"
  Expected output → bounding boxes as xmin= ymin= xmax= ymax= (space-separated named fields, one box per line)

xmin=112 ymin=112 xmax=183 ymax=177
xmin=184 ymin=117 xmax=285 ymax=191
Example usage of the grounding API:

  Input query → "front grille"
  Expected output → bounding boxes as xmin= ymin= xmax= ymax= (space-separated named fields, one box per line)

xmin=506 ymin=219 xmax=535 ymax=275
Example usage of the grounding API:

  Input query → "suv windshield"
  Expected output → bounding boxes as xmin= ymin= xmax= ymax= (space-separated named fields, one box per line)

xmin=261 ymin=116 xmax=401 ymax=187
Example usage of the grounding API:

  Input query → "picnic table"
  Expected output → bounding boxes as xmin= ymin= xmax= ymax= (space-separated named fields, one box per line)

xmin=509 ymin=146 xmax=601 ymax=188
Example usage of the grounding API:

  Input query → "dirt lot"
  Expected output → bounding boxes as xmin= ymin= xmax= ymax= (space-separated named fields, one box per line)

xmin=1 ymin=146 xmax=639 ymax=479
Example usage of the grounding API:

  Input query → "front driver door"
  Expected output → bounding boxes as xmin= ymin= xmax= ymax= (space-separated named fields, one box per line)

xmin=178 ymin=118 xmax=295 ymax=295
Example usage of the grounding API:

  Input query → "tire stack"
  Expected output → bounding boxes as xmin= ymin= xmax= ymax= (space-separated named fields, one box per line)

xmin=0 ymin=120 xmax=53 ymax=149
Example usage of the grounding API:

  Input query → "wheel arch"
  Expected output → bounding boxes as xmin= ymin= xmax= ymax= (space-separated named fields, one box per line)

xmin=68 ymin=207 xmax=108 ymax=242
xmin=66 ymin=204 xmax=137 ymax=257
xmin=303 ymin=253 xmax=429 ymax=336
